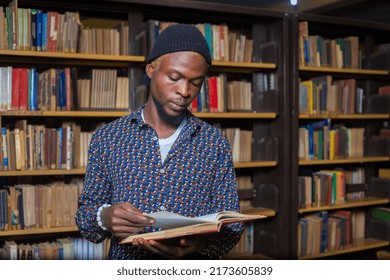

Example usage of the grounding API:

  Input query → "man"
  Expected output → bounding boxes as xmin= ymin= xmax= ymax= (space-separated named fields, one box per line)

xmin=75 ymin=23 xmax=244 ymax=259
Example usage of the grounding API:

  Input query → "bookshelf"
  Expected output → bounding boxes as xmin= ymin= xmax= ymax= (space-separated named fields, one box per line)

xmin=291 ymin=13 xmax=390 ymax=259
xmin=0 ymin=0 xmax=286 ymax=259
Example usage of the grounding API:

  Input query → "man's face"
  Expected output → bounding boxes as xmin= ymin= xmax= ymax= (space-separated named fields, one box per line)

xmin=146 ymin=51 xmax=209 ymax=123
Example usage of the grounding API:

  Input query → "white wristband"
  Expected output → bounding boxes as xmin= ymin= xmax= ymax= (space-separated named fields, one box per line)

xmin=96 ymin=204 xmax=111 ymax=231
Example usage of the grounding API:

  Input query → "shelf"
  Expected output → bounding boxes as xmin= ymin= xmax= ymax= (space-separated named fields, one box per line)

xmin=298 ymin=197 xmax=390 ymax=214
xmin=223 ymin=252 xmax=273 ymax=260
xmin=0 ymin=110 xmax=277 ymax=119
xmin=0 ymin=50 xmax=276 ymax=70
xmin=0 ymin=110 xmax=131 ymax=117
xmin=299 ymin=157 xmax=390 ymax=166
xmin=0 ymin=50 xmax=145 ymax=67
xmin=299 ymin=114 xmax=390 ymax=120
xmin=299 ymin=66 xmax=389 ymax=76
xmin=212 ymin=61 xmax=277 ymax=73
xmin=0 ymin=226 xmax=79 ymax=237
xmin=298 ymin=238 xmax=390 ymax=260
xmin=234 ymin=161 xmax=277 ymax=168
xmin=241 ymin=207 xmax=276 ymax=217
xmin=0 ymin=168 xmax=86 ymax=177
xmin=0 ymin=162 xmax=277 ymax=176
xmin=195 ymin=112 xmax=277 ymax=119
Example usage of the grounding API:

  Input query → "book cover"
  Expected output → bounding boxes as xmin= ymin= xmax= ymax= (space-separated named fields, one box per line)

xmin=120 ymin=210 xmax=266 ymax=243
xmin=11 ymin=67 xmax=20 ymax=110
xmin=19 ymin=67 xmax=28 ymax=110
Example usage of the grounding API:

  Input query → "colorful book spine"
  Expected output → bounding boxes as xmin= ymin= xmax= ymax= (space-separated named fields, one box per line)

xmin=1 ymin=127 xmax=8 ymax=170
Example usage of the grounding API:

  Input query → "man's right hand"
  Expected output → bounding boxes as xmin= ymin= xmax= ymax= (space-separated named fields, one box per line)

xmin=101 ymin=202 xmax=155 ymax=239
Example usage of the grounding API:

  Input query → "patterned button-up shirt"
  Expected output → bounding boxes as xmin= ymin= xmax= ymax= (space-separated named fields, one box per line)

xmin=75 ymin=106 xmax=244 ymax=259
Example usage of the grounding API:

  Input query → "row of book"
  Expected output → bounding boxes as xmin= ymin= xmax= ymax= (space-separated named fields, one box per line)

xmin=298 ymin=168 xmax=365 ymax=209
xmin=77 ymin=69 xmax=130 ymax=109
xmin=221 ymin=127 xmax=253 ymax=163
xmin=0 ymin=179 xmax=83 ymax=231
xmin=299 ymin=76 xmax=363 ymax=115
xmin=0 ymin=65 xmax=269 ymax=113
xmin=298 ymin=120 xmax=365 ymax=160
xmin=298 ymin=21 xmax=361 ymax=68
xmin=1 ymin=1 xmax=260 ymax=61
xmin=1 ymin=1 xmax=80 ymax=52
xmin=0 ymin=237 xmax=108 ymax=260
xmin=0 ymin=66 xmax=132 ymax=112
xmin=188 ymin=74 xmax=253 ymax=113
xmin=298 ymin=210 xmax=365 ymax=257
xmin=0 ymin=120 xmax=94 ymax=171
xmin=138 ymin=20 xmax=254 ymax=63
xmin=0 ymin=67 xmax=280 ymax=113
xmin=78 ymin=21 xmax=129 ymax=56
xmin=0 ymin=1 xmax=130 ymax=55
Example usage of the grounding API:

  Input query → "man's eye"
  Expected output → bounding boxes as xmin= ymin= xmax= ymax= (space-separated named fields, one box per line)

xmin=191 ymin=81 xmax=203 ymax=88
xmin=168 ymin=76 xmax=180 ymax=81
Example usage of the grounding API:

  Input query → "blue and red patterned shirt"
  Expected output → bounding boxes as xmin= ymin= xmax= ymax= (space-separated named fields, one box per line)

xmin=75 ymin=106 xmax=244 ymax=259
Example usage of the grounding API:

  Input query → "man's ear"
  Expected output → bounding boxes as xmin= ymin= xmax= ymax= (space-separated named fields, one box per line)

xmin=145 ymin=63 xmax=154 ymax=79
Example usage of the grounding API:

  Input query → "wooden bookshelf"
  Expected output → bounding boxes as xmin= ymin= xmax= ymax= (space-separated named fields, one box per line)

xmin=298 ymin=238 xmax=390 ymax=260
xmin=0 ymin=227 xmax=79 ymax=237
xmin=299 ymin=197 xmax=390 ymax=214
xmin=299 ymin=157 xmax=390 ymax=166
xmin=0 ymin=110 xmax=276 ymax=119
xmin=299 ymin=66 xmax=389 ymax=75
xmin=242 ymin=207 xmax=276 ymax=217
xmin=0 ymin=110 xmax=130 ymax=117
xmin=299 ymin=114 xmax=390 ymax=119
xmin=1 ymin=161 xmax=277 ymax=177
xmin=195 ymin=112 xmax=277 ymax=119
xmin=0 ymin=168 xmax=86 ymax=177
xmin=0 ymin=49 xmax=145 ymax=62
xmin=292 ymin=13 xmax=390 ymax=260
xmin=235 ymin=161 xmax=277 ymax=168
xmin=0 ymin=0 xmax=287 ymax=260
xmin=0 ymin=50 xmax=144 ymax=67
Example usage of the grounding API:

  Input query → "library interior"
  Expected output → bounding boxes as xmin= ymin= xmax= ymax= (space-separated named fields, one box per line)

xmin=0 ymin=0 xmax=389 ymax=260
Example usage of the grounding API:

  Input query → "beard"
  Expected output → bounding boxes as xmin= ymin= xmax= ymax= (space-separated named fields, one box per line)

xmin=152 ymin=94 xmax=186 ymax=125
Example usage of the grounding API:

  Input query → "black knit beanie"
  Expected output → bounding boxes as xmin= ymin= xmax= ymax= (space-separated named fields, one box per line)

xmin=145 ymin=23 xmax=212 ymax=65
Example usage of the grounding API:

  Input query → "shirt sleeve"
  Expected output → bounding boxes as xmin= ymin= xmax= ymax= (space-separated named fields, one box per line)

xmin=75 ymin=129 xmax=112 ymax=243
xmin=198 ymin=135 xmax=245 ymax=257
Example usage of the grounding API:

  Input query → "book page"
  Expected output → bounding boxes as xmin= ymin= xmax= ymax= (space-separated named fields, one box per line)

xmin=144 ymin=210 xmax=263 ymax=230
xmin=145 ymin=211 xmax=220 ymax=229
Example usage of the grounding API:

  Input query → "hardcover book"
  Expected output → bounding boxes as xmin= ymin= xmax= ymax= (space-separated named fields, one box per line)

xmin=120 ymin=210 xmax=266 ymax=243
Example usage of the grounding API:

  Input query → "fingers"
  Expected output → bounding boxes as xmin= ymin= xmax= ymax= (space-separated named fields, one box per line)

xmin=102 ymin=202 xmax=155 ymax=237
xmin=123 ymin=202 xmax=155 ymax=224
xmin=132 ymin=239 xmax=178 ymax=259
xmin=122 ymin=201 xmax=143 ymax=215
xmin=131 ymin=236 xmax=206 ymax=259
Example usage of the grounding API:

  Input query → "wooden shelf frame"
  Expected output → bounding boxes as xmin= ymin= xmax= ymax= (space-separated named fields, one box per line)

xmin=0 ymin=161 xmax=278 ymax=177
xmin=0 ymin=110 xmax=277 ymax=119
xmin=299 ymin=114 xmax=390 ymax=120
xmin=298 ymin=238 xmax=389 ymax=260
xmin=0 ymin=226 xmax=79 ymax=237
xmin=299 ymin=197 xmax=390 ymax=214
xmin=291 ymin=13 xmax=390 ymax=260
xmin=299 ymin=66 xmax=389 ymax=75
xmin=299 ymin=157 xmax=390 ymax=166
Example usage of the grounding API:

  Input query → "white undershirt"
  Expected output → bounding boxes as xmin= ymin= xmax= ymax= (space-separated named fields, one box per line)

xmin=141 ymin=110 xmax=187 ymax=163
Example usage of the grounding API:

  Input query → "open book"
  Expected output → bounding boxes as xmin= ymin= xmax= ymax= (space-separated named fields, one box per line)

xmin=120 ymin=210 xmax=266 ymax=243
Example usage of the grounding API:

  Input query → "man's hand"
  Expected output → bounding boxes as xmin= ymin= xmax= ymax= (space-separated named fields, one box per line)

xmin=101 ymin=202 xmax=154 ymax=239
xmin=131 ymin=235 xmax=207 ymax=259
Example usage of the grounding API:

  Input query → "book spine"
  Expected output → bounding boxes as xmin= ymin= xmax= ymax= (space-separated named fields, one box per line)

xmin=1 ymin=128 xmax=8 ymax=170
